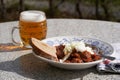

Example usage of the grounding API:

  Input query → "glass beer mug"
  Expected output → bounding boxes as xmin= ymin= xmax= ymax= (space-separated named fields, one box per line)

xmin=12 ymin=10 xmax=47 ymax=48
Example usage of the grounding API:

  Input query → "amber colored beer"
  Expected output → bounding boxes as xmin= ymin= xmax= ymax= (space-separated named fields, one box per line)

xmin=19 ymin=11 xmax=47 ymax=47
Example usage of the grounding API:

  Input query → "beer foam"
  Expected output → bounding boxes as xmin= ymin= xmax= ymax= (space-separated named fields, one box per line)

xmin=20 ymin=11 xmax=46 ymax=22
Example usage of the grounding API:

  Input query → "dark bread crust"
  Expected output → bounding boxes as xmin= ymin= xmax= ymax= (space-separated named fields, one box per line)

xmin=30 ymin=38 xmax=58 ymax=61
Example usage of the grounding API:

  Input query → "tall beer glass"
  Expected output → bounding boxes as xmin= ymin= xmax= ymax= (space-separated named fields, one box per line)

xmin=12 ymin=10 xmax=47 ymax=48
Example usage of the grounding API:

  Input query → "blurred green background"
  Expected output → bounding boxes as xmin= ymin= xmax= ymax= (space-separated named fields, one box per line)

xmin=0 ymin=0 xmax=120 ymax=22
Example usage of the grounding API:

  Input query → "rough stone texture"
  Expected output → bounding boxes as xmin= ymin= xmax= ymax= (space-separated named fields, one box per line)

xmin=0 ymin=19 xmax=120 ymax=80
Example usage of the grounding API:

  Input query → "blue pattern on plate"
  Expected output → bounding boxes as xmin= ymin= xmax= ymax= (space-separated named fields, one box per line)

xmin=46 ymin=41 xmax=54 ymax=46
xmin=60 ymin=38 xmax=71 ymax=44
xmin=92 ymin=41 xmax=99 ymax=46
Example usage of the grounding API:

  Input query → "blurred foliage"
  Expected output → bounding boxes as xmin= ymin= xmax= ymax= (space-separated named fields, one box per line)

xmin=0 ymin=0 xmax=120 ymax=22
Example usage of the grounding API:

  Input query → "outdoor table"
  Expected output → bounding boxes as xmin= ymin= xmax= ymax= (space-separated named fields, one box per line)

xmin=0 ymin=19 xmax=120 ymax=80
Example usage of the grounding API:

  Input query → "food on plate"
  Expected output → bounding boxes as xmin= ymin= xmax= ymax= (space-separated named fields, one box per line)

xmin=30 ymin=38 xmax=58 ymax=61
xmin=55 ymin=41 xmax=101 ymax=63
xmin=30 ymin=38 xmax=101 ymax=63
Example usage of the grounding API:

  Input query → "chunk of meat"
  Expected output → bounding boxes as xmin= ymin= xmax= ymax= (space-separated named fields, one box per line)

xmin=71 ymin=53 xmax=81 ymax=58
xmin=92 ymin=54 xmax=101 ymax=61
xmin=55 ymin=45 xmax=65 ymax=59
xmin=70 ymin=52 xmax=83 ymax=63
xmin=71 ymin=58 xmax=83 ymax=63
xmin=80 ymin=51 xmax=93 ymax=62
xmin=64 ymin=60 xmax=71 ymax=63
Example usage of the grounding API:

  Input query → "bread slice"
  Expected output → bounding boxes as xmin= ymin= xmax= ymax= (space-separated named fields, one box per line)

xmin=30 ymin=38 xmax=58 ymax=61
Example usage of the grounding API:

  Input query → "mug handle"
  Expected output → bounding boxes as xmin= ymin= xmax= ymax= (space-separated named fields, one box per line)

xmin=11 ymin=27 xmax=23 ymax=47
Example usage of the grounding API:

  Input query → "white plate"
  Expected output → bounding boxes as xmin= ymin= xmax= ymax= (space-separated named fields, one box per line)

xmin=32 ymin=36 xmax=114 ymax=69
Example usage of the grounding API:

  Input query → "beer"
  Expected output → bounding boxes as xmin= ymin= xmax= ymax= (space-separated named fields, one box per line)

xmin=19 ymin=11 xmax=47 ymax=47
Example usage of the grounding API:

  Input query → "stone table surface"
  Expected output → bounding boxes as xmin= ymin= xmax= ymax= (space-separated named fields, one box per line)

xmin=0 ymin=19 xmax=120 ymax=80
